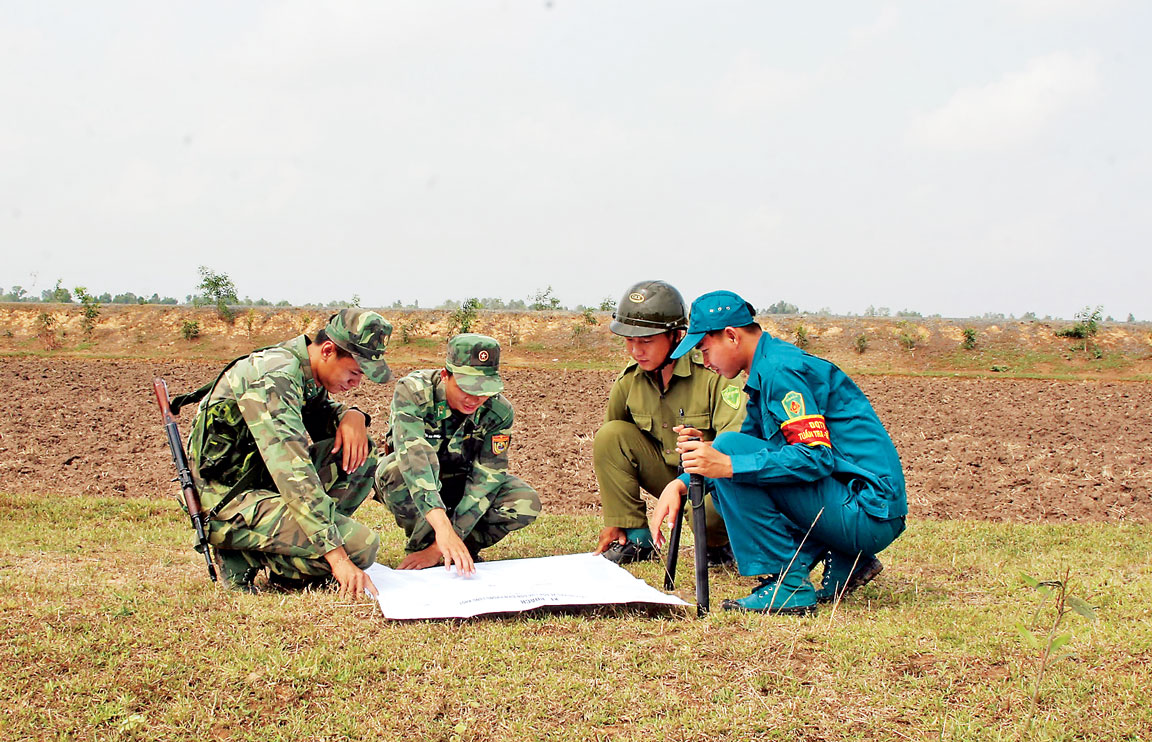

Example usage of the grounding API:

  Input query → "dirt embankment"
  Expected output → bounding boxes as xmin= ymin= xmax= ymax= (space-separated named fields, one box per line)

xmin=3 ymin=304 xmax=1152 ymax=379
xmin=1 ymin=357 xmax=1148 ymax=524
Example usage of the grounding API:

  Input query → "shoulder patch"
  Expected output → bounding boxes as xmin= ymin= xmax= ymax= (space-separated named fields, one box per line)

xmin=721 ymin=385 xmax=743 ymax=410
xmin=491 ymin=434 xmax=510 ymax=455
xmin=781 ymin=391 xmax=805 ymax=420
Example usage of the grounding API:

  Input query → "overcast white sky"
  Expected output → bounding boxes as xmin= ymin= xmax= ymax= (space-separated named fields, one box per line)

xmin=2 ymin=1 xmax=1149 ymax=318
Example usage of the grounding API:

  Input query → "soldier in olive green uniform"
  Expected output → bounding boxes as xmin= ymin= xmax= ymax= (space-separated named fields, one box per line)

xmin=376 ymin=334 xmax=540 ymax=573
xmin=593 ymin=281 xmax=746 ymax=564
xmin=186 ymin=309 xmax=393 ymax=597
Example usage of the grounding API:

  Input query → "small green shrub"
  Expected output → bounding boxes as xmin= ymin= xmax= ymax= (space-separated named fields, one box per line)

xmin=36 ymin=311 xmax=59 ymax=349
xmin=197 ymin=266 xmax=238 ymax=323
xmin=244 ymin=308 xmax=258 ymax=339
xmin=399 ymin=318 xmax=424 ymax=345
xmin=450 ymin=298 xmax=481 ymax=335
xmin=1055 ymin=305 xmax=1101 ymax=339
xmin=572 ymin=308 xmax=597 ymax=338
xmin=962 ymin=327 xmax=977 ymax=350
xmin=898 ymin=332 xmax=919 ymax=351
xmin=854 ymin=333 xmax=868 ymax=354
xmin=181 ymin=320 xmax=200 ymax=341
xmin=74 ymin=286 xmax=101 ymax=338
xmin=1056 ymin=306 xmax=1103 ymax=355
xmin=529 ymin=286 xmax=562 ymax=311
xmin=794 ymin=325 xmax=809 ymax=348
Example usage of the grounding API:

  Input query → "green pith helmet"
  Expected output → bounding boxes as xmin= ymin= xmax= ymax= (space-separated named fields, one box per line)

xmin=609 ymin=280 xmax=689 ymax=338
xmin=446 ymin=333 xmax=503 ymax=396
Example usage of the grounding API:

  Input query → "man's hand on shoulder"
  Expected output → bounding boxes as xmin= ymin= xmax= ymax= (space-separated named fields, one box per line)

xmin=334 ymin=409 xmax=369 ymax=472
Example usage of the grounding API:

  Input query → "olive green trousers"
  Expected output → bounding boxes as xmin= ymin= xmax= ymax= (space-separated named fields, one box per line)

xmin=593 ymin=419 xmax=728 ymax=546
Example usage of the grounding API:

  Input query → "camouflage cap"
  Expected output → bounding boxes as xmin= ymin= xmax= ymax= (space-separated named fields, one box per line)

xmin=323 ymin=309 xmax=393 ymax=384
xmin=446 ymin=333 xmax=503 ymax=397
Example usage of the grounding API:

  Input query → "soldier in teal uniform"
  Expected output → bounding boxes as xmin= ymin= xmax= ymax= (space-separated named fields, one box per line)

xmin=187 ymin=309 xmax=393 ymax=597
xmin=652 ymin=290 xmax=907 ymax=615
xmin=376 ymin=334 xmax=540 ymax=573
xmin=592 ymin=280 xmax=745 ymax=565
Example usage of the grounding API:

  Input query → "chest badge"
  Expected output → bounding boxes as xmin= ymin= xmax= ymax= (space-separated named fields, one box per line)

xmin=491 ymin=434 xmax=510 ymax=455
xmin=781 ymin=391 xmax=805 ymax=420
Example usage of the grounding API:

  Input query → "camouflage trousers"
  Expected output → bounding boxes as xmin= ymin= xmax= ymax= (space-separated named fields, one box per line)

xmin=375 ymin=452 xmax=541 ymax=554
xmin=593 ymin=419 xmax=728 ymax=546
xmin=203 ymin=438 xmax=380 ymax=580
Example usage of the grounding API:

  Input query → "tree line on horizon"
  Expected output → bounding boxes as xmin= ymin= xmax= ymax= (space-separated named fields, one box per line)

xmin=1 ymin=272 xmax=1137 ymax=324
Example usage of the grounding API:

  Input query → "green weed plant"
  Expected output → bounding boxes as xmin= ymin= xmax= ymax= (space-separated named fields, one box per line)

xmin=180 ymin=319 xmax=200 ymax=341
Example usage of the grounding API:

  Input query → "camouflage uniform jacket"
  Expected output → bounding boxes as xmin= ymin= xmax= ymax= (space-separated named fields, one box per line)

xmin=607 ymin=349 xmax=746 ymax=468
xmin=386 ymin=369 xmax=515 ymax=517
xmin=187 ymin=336 xmax=365 ymax=554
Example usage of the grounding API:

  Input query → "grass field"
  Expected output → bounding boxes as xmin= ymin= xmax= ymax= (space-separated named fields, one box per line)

xmin=1 ymin=493 xmax=1149 ymax=741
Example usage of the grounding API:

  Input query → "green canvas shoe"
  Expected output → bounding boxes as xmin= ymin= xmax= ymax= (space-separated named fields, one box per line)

xmin=722 ymin=572 xmax=818 ymax=616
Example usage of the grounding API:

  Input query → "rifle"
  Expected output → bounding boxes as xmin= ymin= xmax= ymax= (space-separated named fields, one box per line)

xmin=663 ymin=437 xmax=710 ymax=616
xmin=153 ymin=377 xmax=217 ymax=582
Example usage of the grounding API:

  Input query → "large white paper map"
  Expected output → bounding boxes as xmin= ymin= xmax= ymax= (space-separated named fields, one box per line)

xmin=366 ymin=552 xmax=689 ymax=619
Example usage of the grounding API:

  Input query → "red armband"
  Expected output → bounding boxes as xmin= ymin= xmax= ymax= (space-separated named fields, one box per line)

xmin=779 ymin=415 xmax=831 ymax=448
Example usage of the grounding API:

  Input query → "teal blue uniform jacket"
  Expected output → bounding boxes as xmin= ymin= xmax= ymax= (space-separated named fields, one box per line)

xmin=730 ymin=333 xmax=907 ymax=521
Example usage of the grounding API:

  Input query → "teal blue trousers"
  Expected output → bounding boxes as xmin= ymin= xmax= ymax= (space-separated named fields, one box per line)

xmin=709 ymin=432 xmax=905 ymax=578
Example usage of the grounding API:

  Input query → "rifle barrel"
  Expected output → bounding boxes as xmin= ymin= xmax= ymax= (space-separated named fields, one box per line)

xmin=689 ymin=472 xmax=709 ymax=616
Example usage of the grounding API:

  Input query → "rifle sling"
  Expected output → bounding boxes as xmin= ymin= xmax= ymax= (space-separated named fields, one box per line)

xmin=169 ymin=345 xmax=278 ymax=415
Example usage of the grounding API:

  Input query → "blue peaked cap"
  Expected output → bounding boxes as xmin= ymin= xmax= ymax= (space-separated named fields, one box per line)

xmin=670 ymin=290 xmax=757 ymax=359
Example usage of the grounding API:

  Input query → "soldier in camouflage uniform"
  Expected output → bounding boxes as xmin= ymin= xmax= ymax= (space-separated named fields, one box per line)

xmin=593 ymin=280 xmax=746 ymax=565
xmin=186 ymin=309 xmax=393 ymax=597
xmin=375 ymin=333 xmax=540 ymax=573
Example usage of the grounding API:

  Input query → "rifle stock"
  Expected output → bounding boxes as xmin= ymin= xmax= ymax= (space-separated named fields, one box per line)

xmin=153 ymin=378 xmax=217 ymax=582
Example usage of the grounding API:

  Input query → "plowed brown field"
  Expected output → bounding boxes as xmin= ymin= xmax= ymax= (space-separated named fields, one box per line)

xmin=2 ymin=358 xmax=1149 ymax=523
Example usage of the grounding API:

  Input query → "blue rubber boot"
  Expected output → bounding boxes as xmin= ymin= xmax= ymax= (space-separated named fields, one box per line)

xmin=722 ymin=570 xmax=818 ymax=616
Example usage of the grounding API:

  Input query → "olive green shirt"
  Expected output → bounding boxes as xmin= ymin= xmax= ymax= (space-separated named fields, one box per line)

xmin=605 ymin=350 xmax=746 ymax=468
